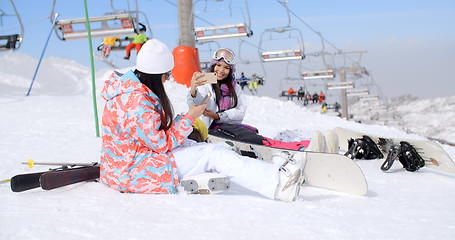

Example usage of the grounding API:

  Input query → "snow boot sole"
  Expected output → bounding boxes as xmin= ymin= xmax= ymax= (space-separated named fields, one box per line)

xmin=180 ymin=173 xmax=230 ymax=194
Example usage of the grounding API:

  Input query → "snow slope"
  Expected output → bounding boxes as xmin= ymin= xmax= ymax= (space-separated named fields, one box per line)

xmin=1 ymin=53 xmax=455 ymax=240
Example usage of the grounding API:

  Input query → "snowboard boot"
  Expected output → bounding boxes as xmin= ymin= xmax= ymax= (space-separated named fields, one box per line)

xmin=326 ymin=129 xmax=340 ymax=154
xmin=307 ymin=131 xmax=329 ymax=153
xmin=180 ymin=173 xmax=230 ymax=194
xmin=274 ymin=152 xmax=306 ymax=202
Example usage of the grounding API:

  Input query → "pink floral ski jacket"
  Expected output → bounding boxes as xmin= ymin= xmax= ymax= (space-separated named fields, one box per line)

xmin=100 ymin=70 xmax=194 ymax=194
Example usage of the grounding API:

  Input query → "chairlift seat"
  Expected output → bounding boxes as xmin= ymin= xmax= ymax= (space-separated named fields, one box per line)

xmin=195 ymin=23 xmax=251 ymax=42
xmin=346 ymin=89 xmax=369 ymax=96
xmin=327 ymin=82 xmax=354 ymax=90
xmin=302 ymin=70 xmax=334 ymax=80
xmin=55 ymin=13 xmax=143 ymax=41
xmin=261 ymin=49 xmax=304 ymax=62
xmin=359 ymin=95 xmax=379 ymax=101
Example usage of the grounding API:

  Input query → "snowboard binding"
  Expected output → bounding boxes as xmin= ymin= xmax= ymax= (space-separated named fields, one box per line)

xmin=345 ymin=135 xmax=384 ymax=160
xmin=381 ymin=141 xmax=425 ymax=172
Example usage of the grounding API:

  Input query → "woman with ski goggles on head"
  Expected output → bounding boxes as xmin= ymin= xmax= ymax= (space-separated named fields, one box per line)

xmin=187 ymin=48 xmax=313 ymax=152
xmin=188 ymin=48 xmax=247 ymax=132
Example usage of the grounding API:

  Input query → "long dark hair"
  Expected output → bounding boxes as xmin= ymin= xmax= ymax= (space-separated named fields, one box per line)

xmin=134 ymin=69 xmax=174 ymax=131
xmin=210 ymin=63 xmax=238 ymax=108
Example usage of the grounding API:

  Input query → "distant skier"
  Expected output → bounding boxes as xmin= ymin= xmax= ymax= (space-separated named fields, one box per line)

xmin=236 ymin=72 xmax=249 ymax=90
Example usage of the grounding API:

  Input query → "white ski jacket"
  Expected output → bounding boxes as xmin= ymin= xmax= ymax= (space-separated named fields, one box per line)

xmin=186 ymin=83 xmax=247 ymax=129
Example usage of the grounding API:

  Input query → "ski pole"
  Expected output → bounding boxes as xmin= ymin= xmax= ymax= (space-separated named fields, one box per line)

xmin=23 ymin=159 xmax=98 ymax=168
xmin=1 ymin=179 xmax=11 ymax=184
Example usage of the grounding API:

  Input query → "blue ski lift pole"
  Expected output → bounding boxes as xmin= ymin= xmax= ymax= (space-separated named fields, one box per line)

xmin=84 ymin=0 xmax=100 ymax=137
xmin=26 ymin=13 xmax=59 ymax=96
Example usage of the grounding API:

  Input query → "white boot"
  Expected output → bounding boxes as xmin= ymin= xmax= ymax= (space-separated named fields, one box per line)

xmin=180 ymin=172 xmax=230 ymax=194
xmin=307 ymin=130 xmax=329 ymax=153
xmin=274 ymin=152 xmax=307 ymax=202
xmin=326 ymin=129 xmax=340 ymax=154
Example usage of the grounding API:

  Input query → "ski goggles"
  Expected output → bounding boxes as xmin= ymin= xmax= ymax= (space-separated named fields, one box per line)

xmin=213 ymin=48 xmax=236 ymax=65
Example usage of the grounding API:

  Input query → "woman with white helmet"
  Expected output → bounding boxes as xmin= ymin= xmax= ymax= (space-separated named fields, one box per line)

xmin=100 ymin=40 xmax=305 ymax=202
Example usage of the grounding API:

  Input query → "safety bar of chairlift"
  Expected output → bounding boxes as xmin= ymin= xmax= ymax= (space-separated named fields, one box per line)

xmin=359 ymin=95 xmax=379 ymax=101
xmin=261 ymin=49 xmax=304 ymax=62
xmin=302 ymin=70 xmax=334 ymax=80
xmin=327 ymin=82 xmax=354 ymax=90
xmin=195 ymin=23 xmax=251 ymax=42
xmin=346 ymin=89 xmax=369 ymax=96
xmin=61 ymin=28 xmax=138 ymax=41
xmin=56 ymin=13 xmax=134 ymax=25
xmin=369 ymin=106 xmax=387 ymax=112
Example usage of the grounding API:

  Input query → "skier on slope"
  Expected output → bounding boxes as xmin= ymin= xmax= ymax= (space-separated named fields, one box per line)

xmin=99 ymin=39 xmax=305 ymax=202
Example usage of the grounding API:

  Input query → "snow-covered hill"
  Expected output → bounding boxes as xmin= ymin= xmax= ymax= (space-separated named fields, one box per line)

xmin=1 ymin=53 xmax=454 ymax=240
xmin=349 ymin=95 xmax=455 ymax=143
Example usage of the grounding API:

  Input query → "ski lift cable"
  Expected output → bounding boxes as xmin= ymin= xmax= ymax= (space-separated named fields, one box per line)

xmin=0 ymin=16 xmax=49 ymax=34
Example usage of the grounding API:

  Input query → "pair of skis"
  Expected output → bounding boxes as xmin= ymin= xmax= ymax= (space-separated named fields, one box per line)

xmin=9 ymin=160 xmax=99 ymax=192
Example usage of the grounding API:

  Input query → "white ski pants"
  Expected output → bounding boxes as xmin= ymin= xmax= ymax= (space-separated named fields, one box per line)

xmin=173 ymin=141 xmax=280 ymax=199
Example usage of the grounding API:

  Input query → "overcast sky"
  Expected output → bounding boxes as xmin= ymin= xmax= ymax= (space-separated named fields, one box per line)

xmin=2 ymin=0 xmax=454 ymax=101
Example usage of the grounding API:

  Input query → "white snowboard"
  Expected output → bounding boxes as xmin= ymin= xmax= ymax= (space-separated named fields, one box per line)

xmin=333 ymin=127 xmax=455 ymax=174
xmin=207 ymin=134 xmax=368 ymax=196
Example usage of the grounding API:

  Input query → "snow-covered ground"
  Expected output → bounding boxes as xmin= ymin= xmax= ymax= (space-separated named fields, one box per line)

xmin=1 ymin=53 xmax=454 ymax=240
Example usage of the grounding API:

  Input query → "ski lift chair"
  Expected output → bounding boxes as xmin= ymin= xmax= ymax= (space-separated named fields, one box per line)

xmin=258 ymin=27 xmax=305 ymax=62
xmin=346 ymin=89 xmax=369 ymax=97
xmin=327 ymin=81 xmax=354 ymax=90
xmin=0 ymin=0 xmax=24 ymax=51
xmin=54 ymin=13 xmax=146 ymax=41
xmin=194 ymin=23 xmax=252 ymax=42
xmin=193 ymin=0 xmax=253 ymax=42
xmin=302 ymin=70 xmax=335 ymax=80
xmin=359 ymin=95 xmax=379 ymax=101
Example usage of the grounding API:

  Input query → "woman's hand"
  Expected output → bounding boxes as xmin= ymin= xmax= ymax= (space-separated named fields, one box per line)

xmin=187 ymin=104 xmax=207 ymax=119
xmin=203 ymin=109 xmax=220 ymax=120
xmin=190 ymin=71 xmax=207 ymax=97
